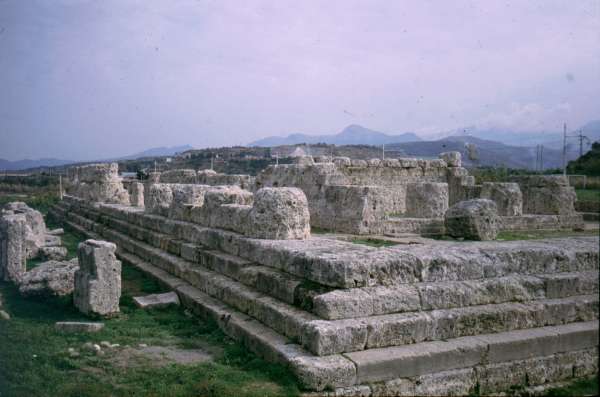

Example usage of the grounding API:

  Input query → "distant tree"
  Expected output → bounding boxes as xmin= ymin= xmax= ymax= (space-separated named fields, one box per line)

xmin=567 ymin=141 xmax=600 ymax=176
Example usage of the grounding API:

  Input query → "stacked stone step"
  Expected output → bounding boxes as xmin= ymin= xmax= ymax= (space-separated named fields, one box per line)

xmin=48 ymin=196 xmax=599 ymax=394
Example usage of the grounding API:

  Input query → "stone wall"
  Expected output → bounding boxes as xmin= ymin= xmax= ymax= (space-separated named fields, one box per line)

xmin=153 ymin=168 xmax=256 ymax=191
xmin=146 ymin=183 xmax=310 ymax=239
xmin=254 ymin=153 xmax=469 ymax=234
xmin=68 ymin=163 xmax=130 ymax=205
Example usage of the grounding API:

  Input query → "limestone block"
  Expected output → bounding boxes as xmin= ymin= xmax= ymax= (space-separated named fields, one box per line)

xmin=367 ymin=158 xmax=382 ymax=167
xmin=445 ymin=199 xmax=500 ymax=240
xmin=248 ymin=188 xmax=311 ymax=239
xmin=129 ymin=182 xmax=144 ymax=207
xmin=480 ymin=182 xmax=523 ymax=216
xmin=74 ymin=239 xmax=121 ymax=316
xmin=19 ymin=258 xmax=79 ymax=296
xmin=314 ymin=156 xmax=332 ymax=163
xmin=405 ymin=183 xmax=449 ymax=218
xmin=399 ymin=158 xmax=418 ymax=168
xmin=295 ymin=156 xmax=315 ymax=166
xmin=39 ymin=245 xmax=68 ymax=261
xmin=168 ymin=184 xmax=206 ymax=221
xmin=0 ymin=213 xmax=27 ymax=282
xmin=146 ymin=184 xmax=173 ymax=216
xmin=439 ymin=151 xmax=461 ymax=167
xmin=350 ymin=159 xmax=368 ymax=168
xmin=333 ymin=157 xmax=351 ymax=167
xmin=203 ymin=186 xmax=254 ymax=227
xmin=69 ymin=163 xmax=130 ymax=204
xmin=55 ymin=321 xmax=104 ymax=333
xmin=133 ymin=292 xmax=180 ymax=309
xmin=159 ymin=169 xmax=197 ymax=184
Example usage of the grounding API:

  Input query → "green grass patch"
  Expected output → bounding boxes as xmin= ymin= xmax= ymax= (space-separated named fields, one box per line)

xmin=496 ymin=229 xmax=599 ymax=241
xmin=0 ymin=192 xmax=59 ymax=216
xmin=576 ymin=189 xmax=600 ymax=202
xmin=543 ymin=376 xmax=599 ymax=396
xmin=349 ymin=237 xmax=398 ymax=247
xmin=0 ymin=264 xmax=300 ymax=397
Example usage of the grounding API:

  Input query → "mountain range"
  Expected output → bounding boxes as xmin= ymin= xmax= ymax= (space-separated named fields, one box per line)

xmin=249 ymin=124 xmax=421 ymax=146
xmin=0 ymin=145 xmax=194 ymax=171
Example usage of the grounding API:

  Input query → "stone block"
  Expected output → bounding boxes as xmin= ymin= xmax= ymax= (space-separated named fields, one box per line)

xmin=247 ymin=188 xmax=311 ymax=240
xmin=0 ymin=213 xmax=27 ymax=282
xmin=480 ymin=182 xmax=523 ymax=216
xmin=439 ymin=151 xmax=461 ymax=167
xmin=133 ymin=292 xmax=180 ymax=309
xmin=55 ymin=321 xmax=105 ymax=333
xmin=19 ymin=258 xmax=79 ymax=296
xmin=445 ymin=199 xmax=500 ymax=240
xmin=39 ymin=246 xmax=68 ymax=261
xmin=405 ymin=182 xmax=449 ymax=218
xmin=74 ymin=239 xmax=121 ymax=316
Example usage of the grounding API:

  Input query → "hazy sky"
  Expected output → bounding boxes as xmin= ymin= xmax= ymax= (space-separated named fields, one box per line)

xmin=1 ymin=0 xmax=598 ymax=161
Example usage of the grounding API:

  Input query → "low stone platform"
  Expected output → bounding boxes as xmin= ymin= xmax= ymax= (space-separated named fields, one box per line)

xmin=48 ymin=196 xmax=599 ymax=394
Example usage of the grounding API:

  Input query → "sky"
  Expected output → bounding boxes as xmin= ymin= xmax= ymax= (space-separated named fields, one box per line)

xmin=0 ymin=0 xmax=598 ymax=161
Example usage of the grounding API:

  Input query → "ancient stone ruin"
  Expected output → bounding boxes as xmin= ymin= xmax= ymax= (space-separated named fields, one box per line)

xmin=74 ymin=239 xmax=121 ymax=317
xmin=45 ymin=160 xmax=598 ymax=395
xmin=0 ymin=202 xmax=67 ymax=282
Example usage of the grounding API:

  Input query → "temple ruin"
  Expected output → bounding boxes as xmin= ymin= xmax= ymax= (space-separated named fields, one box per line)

xmin=37 ymin=160 xmax=599 ymax=394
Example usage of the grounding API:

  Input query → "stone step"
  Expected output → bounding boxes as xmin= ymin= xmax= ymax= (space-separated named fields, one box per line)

xmin=65 ymin=206 xmax=599 ymax=360
xmin=313 ymin=271 xmax=599 ymax=320
xmin=61 ymin=210 xmax=320 ymax=343
xmin=53 ymin=205 xmax=600 ymax=394
xmin=60 ymin=197 xmax=599 ymax=290
xmin=303 ymin=295 xmax=598 ymax=355
xmin=61 ymin=204 xmax=600 ymax=333
xmin=343 ymin=321 xmax=598 ymax=386
xmin=63 ymin=204 xmax=333 ymax=310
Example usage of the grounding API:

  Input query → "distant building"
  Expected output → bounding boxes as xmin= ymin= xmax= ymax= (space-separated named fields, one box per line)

xmin=290 ymin=147 xmax=307 ymax=158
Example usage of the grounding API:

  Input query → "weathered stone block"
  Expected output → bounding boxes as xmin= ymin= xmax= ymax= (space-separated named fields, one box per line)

xmin=439 ymin=151 xmax=461 ymax=167
xmin=55 ymin=321 xmax=105 ymax=333
xmin=74 ymin=239 xmax=121 ymax=316
xmin=480 ymin=182 xmax=523 ymax=216
xmin=19 ymin=258 xmax=79 ymax=296
xmin=445 ymin=199 xmax=500 ymax=240
xmin=0 ymin=213 xmax=27 ymax=282
xmin=247 ymin=188 xmax=310 ymax=240
xmin=405 ymin=182 xmax=449 ymax=218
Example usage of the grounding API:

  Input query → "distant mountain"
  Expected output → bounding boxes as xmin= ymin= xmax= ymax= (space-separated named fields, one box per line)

xmin=0 ymin=145 xmax=194 ymax=171
xmin=387 ymin=135 xmax=572 ymax=170
xmin=0 ymin=158 xmax=75 ymax=171
xmin=117 ymin=145 xmax=194 ymax=160
xmin=250 ymin=125 xmax=421 ymax=147
xmin=448 ymin=120 xmax=600 ymax=151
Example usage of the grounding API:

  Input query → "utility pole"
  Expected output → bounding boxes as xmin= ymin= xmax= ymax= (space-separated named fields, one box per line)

xmin=540 ymin=145 xmax=543 ymax=171
xmin=59 ymin=174 xmax=63 ymax=200
xmin=562 ymin=123 xmax=567 ymax=176
xmin=382 ymin=144 xmax=385 ymax=161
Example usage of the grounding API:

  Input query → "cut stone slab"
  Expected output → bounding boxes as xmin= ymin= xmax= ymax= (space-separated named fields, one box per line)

xmin=0 ymin=310 xmax=10 ymax=320
xmin=133 ymin=292 xmax=180 ymax=309
xmin=55 ymin=321 xmax=105 ymax=333
xmin=47 ymin=228 xmax=64 ymax=236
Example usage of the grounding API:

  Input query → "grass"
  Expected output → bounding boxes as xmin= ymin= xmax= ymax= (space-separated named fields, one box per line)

xmin=496 ymin=229 xmax=599 ymax=241
xmin=0 ymin=192 xmax=59 ymax=216
xmin=544 ymin=377 xmax=599 ymax=396
xmin=576 ymin=188 xmax=600 ymax=202
xmin=349 ymin=237 xmax=398 ymax=247
xmin=0 ymin=264 xmax=300 ymax=397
